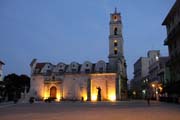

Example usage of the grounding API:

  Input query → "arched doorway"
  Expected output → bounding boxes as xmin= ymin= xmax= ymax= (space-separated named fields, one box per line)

xmin=50 ymin=86 xmax=57 ymax=99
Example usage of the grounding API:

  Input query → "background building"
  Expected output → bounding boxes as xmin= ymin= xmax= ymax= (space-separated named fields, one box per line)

xmin=148 ymin=50 xmax=161 ymax=84
xmin=29 ymin=9 xmax=128 ymax=102
xmin=0 ymin=60 xmax=5 ymax=102
xmin=149 ymin=54 xmax=169 ymax=100
xmin=0 ymin=60 xmax=5 ymax=81
xmin=131 ymin=50 xmax=168 ymax=100
xmin=131 ymin=57 xmax=149 ymax=98
xmin=162 ymin=0 xmax=180 ymax=100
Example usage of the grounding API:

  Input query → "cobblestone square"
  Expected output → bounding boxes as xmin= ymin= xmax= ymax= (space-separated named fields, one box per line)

xmin=0 ymin=101 xmax=180 ymax=120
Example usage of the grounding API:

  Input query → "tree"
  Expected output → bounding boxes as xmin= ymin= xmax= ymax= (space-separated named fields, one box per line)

xmin=19 ymin=74 xmax=30 ymax=93
xmin=0 ymin=81 xmax=5 ymax=102
xmin=4 ymin=73 xmax=30 ymax=101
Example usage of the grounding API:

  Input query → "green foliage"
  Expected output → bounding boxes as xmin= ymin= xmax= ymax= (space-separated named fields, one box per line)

xmin=4 ymin=73 xmax=30 ymax=101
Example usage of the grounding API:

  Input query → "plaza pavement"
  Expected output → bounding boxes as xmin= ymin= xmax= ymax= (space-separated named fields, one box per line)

xmin=0 ymin=100 xmax=180 ymax=120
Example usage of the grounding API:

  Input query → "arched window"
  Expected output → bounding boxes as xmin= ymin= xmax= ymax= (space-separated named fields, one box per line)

xmin=114 ymin=40 xmax=118 ymax=47
xmin=95 ymin=60 xmax=106 ymax=73
xmin=52 ymin=76 xmax=55 ymax=80
xmin=113 ymin=15 xmax=117 ymax=21
xmin=114 ymin=27 xmax=117 ymax=35
xmin=114 ymin=48 xmax=118 ymax=55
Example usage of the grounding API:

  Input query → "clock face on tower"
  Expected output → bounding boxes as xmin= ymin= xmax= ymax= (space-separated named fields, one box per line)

xmin=113 ymin=15 xmax=117 ymax=21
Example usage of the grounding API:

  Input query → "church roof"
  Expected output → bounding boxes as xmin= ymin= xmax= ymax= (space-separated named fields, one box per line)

xmin=35 ymin=63 xmax=46 ymax=69
xmin=30 ymin=59 xmax=37 ymax=67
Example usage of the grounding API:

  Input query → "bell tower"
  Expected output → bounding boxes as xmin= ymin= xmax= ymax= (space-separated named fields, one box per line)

xmin=108 ymin=8 xmax=124 ymax=72
xmin=108 ymin=8 xmax=128 ymax=100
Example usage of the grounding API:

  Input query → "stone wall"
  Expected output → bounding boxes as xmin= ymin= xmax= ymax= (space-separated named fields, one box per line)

xmin=30 ymin=73 xmax=117 ymax=101
xmin=63 ymin=74 xmax=89 ymax=100
xmin=90 ymin=73 xmax=116 ymax=101
xmin=30 ymin=75 xmax=44 ymax=99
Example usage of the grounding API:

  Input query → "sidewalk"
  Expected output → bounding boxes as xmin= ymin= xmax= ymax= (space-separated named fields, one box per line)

xmin=0 ymin=101 xmax=15 ymax=108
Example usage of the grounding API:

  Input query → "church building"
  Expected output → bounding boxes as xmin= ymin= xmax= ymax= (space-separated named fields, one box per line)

xmin=29 ymin=9 xmax=128 ymax=101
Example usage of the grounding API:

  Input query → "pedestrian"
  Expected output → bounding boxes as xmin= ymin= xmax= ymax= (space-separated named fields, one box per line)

xmin=147 ymin=88 xmax=151 ymax=106
xmin=81 ymin=96 xmax=84 ymax=102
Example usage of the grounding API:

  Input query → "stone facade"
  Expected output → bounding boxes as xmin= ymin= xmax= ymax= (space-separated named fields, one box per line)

xmin=29 ymin=9 xmax=128 ymax=101
xmin=162 ymin=0 xmax=180 ymax=97
xmin=90 ymin=73 xmax=116 ymax=101
xmin=108 ymin=9 xmax=128 ymax=100
xmin=0 ymin=60 xmax=5 ymax=81
xmin=30 ymin=61 xmax=117 ymax=101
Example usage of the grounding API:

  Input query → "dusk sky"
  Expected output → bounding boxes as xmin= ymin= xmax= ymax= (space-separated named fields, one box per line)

xmin=0 ymin=0 xmax=176 ymax=80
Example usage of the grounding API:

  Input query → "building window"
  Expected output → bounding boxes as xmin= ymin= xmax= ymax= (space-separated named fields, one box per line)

xmin=59 ymin=69 xmax=63 ymax=73
xmin=114 ymin=48 xmax=118 ymax=55
xmin=85 ymin=69 xmax=90 ymax=73
xmin=47 ymin=70 xmax=51 ymax=75
xmin=114 ymin=27 xmax=117 ymax=35
xmin=52 ymin=76 xmax=55 ymax=80
xmin=113 ymin=15 xmax=117 ymax=21
xmin=114 ymin=40 xmax=118 ymax=46
xmin=174 ymin=40 xmax=177 ymax=49
xmin=72 ymin=69 xmax=76 ymax=73
xmin=99 ymin=67 xmax=103 ymax=73
xmin=86 ymin=64 xmax=89 ymax=67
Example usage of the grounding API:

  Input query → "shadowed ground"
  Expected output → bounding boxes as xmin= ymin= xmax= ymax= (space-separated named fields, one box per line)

xmin=0 ymin=100 xmax=180 ymax=120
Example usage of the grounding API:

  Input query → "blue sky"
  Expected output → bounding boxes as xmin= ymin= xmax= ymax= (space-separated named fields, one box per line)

xmin=0 ymin=0 xmax=176 ymax=79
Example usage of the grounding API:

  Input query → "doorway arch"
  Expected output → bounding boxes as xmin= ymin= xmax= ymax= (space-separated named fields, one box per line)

xmin=50 ymin=86 xmax=57 ymax=99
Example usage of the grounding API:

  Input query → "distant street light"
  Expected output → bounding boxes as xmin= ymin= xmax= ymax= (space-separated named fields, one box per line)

xmin=152 ymin=84 xmax=155 ymax=88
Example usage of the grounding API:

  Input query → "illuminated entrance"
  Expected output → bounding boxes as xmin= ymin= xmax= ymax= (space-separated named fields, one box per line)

xmin=90 ymin=73 xmax=116 ymax=101
xmin=50 ymin=86 xmax=57 ymax=98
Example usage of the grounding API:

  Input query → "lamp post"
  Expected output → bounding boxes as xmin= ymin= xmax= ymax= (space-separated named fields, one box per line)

xmin=151 ymin=84 xmax=156 ymax=100
xmin=143 ymin=78 xmax=149 ymax=99
xmin=151 ymin=83 xmax=160 ymax=101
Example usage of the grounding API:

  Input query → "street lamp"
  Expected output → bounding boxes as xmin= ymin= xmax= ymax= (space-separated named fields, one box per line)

xmin=152 ymin=84 xmax=155 ymax=88
xmin=151 ymin=83 xmax=160 ymax=100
